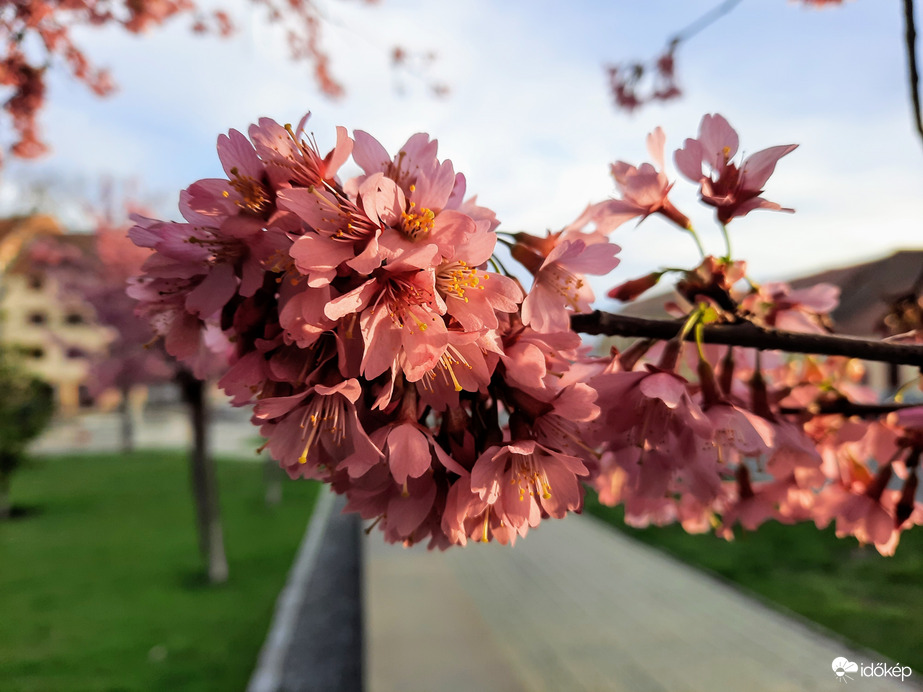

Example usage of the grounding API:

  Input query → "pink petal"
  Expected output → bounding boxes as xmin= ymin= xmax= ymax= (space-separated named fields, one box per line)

xmin=253 ymin=390 xmax=311 ymax=420
xmin=639 ymin=372 xmax=686 ymax=408
xmin=674 ymin=138 xmax=705 ymax=182
xmin=699 ymin=113 xmax=739 ymax=164
xmin=359 ymin=308 xmax=403 ymax=380
xmin=470 ymin=446 xmax=505 ymax=503
xmin=352 ymin=130 xmax=391 ymax=175
xmin=217 ymin=128 xmax=262 ymax=179
xmin=387 ymin=424 xmax=432 ymax=485
xmin=185 ymin=263 xmax=237 ymax=318
xmin=324 ymin=279 xmax=377 ymax=320
xmin=645 ymin=126 xmax=666 ymax=170
xmin=316 ymin=378 xmax=362 ymax=404
xmin=740 ymin=144 xmax=798 ymax=192
xmin=387 ymin=475 xmax=437 ymax=537
xmin=324 ymin=126 xmax=354 ymax=178
xmin=290 ymin=233 xmax=354 ymax=283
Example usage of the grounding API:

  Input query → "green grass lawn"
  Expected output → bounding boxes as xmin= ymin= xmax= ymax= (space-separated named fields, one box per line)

xmin=0 ymin=451 xmax=320 ymax=692
xmin=584 ymin=492 xmax=923 ymax=672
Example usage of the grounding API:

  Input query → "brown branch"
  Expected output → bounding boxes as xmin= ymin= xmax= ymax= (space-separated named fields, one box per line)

xmin=570 ymin=311 xmax=923 ymax=367
xmin=779 ymin=400 xmax=922 ymax=419
xmin=904 ymin=0 xmax=923 ymax=149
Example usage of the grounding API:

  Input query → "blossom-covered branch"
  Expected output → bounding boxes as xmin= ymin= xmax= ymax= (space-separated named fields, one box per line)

xmin=128 ymin=110 xmax=923 ymax=557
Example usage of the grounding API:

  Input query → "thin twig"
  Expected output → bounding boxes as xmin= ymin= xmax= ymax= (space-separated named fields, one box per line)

xmin=779 ymin=400 xmax=922 ymax=419
xmin=570 ymin=311 xmax=923 ymax=367
xmin=904 ymin=0 xmax=923 ymax=148
xmin=670 ymin=0 xmax=746 ymax=44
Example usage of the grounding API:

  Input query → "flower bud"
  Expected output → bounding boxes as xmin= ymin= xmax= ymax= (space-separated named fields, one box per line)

xmin=608 ymin=272 xmax=663 ymax=302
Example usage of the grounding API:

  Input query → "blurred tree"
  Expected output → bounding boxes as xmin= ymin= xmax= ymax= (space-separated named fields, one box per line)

xmin=30 ymin=209 xmax=230 ymax=583
xmin=0 ymin=346 xmax=53 ymax=519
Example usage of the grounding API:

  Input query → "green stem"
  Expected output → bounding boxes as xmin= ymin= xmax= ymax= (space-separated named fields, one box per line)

xmin=685 ymin=227 xmax=706 ymax=259
xmin=489 ymin=255 xmax=514 ymax=277
xmin=719 ymin=223 xmax=732 ymax=261
xmin=694 ymin=322 xmax=708 ymax=361
xmin=678 ymin=304 xmax=705 ymax=342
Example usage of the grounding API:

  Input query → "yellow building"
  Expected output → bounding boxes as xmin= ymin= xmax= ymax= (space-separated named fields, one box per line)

xmin=0 ymin=216 xmax=114 ymax=415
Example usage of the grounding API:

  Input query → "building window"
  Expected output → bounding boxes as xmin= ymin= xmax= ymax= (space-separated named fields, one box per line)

xmin=27 ymin=274 xmax=43 ymax=290
xmin=65 ymin=347 xmax=86 ymax=360
xmin=78 ymin=385 xmax=94 ymax=408
xmin=27 ymin=347 xmax=44 ymax=359
xmin=27 ymin=312 xmax=47 ymax=325
xmin=64 ymin=313 xmax=85 ymax=326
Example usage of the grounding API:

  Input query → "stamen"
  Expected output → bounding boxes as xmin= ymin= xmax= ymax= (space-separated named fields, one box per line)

xmin=510 ymin=452 xmax=553 ymax=502
xmin=296 ymin=394 xmax=347 ymax=464
xmin=436 ymin=261 xmax=490 ymax=304
xmin=401 ymin=207 xmax=436 ymax=241
xmin=228 ymin=167 xmax=269 ymax=213
xmin=546 ymin=265 xmax=583 ymax=310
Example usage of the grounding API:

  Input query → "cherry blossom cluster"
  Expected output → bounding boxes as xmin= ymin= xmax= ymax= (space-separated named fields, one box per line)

xmin=129 ymin=111 xmax=923 ymax=553
xmin=605 ymin=42 xmax=681 ymax=113
xmin=577 ymin=113 xmax=923 ymax=556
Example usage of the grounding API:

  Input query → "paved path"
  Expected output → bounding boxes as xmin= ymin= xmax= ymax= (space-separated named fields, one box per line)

xmin=365 ymin=514 xmax=918 ymax=692
xmin=30 ymin=404 xmax=261 ymax=458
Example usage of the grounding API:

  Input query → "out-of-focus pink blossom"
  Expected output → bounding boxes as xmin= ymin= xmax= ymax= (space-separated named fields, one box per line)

xmin=674 ymin=113 xmax=797 ymax=224
xmin=568 ymin=127 xmax=692 ymax=234
xmin=741 ymin=281 xmax=839 ymax=334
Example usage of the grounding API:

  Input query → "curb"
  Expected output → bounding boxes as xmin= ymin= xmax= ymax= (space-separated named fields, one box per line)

xmin=247 ymin=489 xmax=337 ymax=692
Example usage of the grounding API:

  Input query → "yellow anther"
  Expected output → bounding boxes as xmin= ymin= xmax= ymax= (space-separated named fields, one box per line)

xmin=400 ymin=207 xmax=436 ymax=241
xmin=228 ymin=172 xmax=269 ymax=213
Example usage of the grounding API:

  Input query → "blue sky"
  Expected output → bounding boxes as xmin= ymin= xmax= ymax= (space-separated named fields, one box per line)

xmin=2 ymin=0 xmax=920 ymax=308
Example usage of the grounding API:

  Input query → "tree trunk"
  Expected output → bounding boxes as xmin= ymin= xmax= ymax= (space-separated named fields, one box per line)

xmin=178 ymin=369 xmax=229 ymax=584
xmin=119 ymin=384 xmax=134 ymax=454
xmin=0 ymin=471 xmax=11 ymax=520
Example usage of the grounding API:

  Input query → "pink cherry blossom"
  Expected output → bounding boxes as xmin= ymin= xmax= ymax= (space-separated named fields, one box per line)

xmin=520 ymin=236 xmax=621 ymax=333
xmin=674 ymin=113 xmax=797 ymax=224
xmin=741 ymin=281 xmax=839 ymax=334
xmin=568 ymin=127 xmax=692 ymax=234
xmin=470 ymin=440 xmax=589 ymax=531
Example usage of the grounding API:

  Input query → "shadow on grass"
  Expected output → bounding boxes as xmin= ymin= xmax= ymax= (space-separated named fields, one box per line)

xmin=3 ymin=504 xmax=44 ymax=520
xmin=175 ymin=570 xmax=222 ymax=591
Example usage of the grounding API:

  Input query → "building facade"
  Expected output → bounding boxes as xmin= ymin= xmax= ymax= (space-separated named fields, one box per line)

xmin=0 ymin=216 xmax=114 ymax=414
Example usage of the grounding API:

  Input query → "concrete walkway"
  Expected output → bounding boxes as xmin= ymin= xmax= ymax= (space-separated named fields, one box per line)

xmin=365 ymin=514 xmax=918 ymax=692
xmin=29 ymin=404 xmax=262 ymax=459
